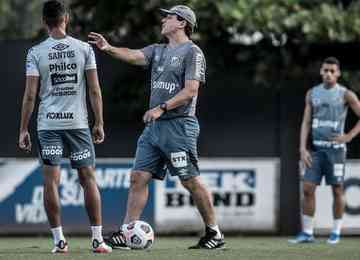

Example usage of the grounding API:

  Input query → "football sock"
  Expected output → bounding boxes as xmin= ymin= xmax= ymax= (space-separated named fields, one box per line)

xmin=51 ymin=226 xmax=65 ymax=245
xmin=91 ymin=225 xmax=103 ymax=243
xmin=207 ymin=224 xmax=222 ymax=239
xmin=332 ymin=219 xmax=342 ymax=235
xmin=302 ymin=215 xmax=314 ymax=235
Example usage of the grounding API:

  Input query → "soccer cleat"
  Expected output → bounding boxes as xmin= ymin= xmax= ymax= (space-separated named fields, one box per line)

xmin=92 ymin=239 xmax=113 ymax=253
xmin=288 ymin=232 xmax=315 ymax=244
xmin=327 ymin=233 xmax=340 ymax=244
xmin=51 ymin=240 xmax=68 ymax=253
xmin=189 ymin=227 xmax=226 ymax=249
xmin=104 ymin=230 xmax=130 ymax=250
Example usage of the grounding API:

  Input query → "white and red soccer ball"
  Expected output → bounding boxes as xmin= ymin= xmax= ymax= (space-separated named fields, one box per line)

xmin=123 ymin=220 xmax=154 ymax=249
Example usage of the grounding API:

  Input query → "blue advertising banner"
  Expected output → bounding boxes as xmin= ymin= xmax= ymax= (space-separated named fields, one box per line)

xmin=0 ymin=159 xmax=154 ymax=234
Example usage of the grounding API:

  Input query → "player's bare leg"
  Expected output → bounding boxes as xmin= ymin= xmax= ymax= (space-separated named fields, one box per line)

xmin=77 ymin=166 xmax=112 ymax=253
xmin=181 ymin=176 xmax=216 ymax=226
xmin=327 ymin=184 xmax=344 ymax=244
xmin=123 ymin=170 xmax=152 ymax=224
xmin=332 ymin=184 xmax=344 ymax=219
xmin=289 ymin=181 xmax=316 ymax=243
xmin=43 ymin=165 xmax=68 ymax=253
xmin=303 ymin=181 xmax=317 ymax=217
xmin=43 ymin=165 xmax=62 ymax=227
xmin=105 ymin=170 xmax=151 ymax=249
xmin=78 ymin=166 xmax=102 ymax=225
xmin=181 ymin=176 xmax=225 ymax=249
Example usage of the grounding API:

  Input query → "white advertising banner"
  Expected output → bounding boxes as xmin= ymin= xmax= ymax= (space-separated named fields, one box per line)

xmin=154 ymin=158 xmax=280 ymax=233
xmin=313 ymin=160 xmax=360 ymax=234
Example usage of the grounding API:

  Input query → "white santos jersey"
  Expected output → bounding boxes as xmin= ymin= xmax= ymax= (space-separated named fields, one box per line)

xmin=26 ymin=36 xmax=97 ymax=130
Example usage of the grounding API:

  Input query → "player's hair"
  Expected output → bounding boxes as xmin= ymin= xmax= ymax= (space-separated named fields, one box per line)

xmin=323 ymin=57 xmax=340 ymax=69
xmin=42 ymin=0 xmax=67 ymax=29
xmin=176 ymin=15 xmax=193 ymax=38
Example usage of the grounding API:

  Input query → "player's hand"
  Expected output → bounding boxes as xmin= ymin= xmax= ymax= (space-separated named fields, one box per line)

xmin=88 ymin=32 xmax=111 ymax=51
xmin=300 ymin=148 xmax=312 ymax=168
xmin=143 ymin=106 xmax=164 ymax=123
xmin=18 ymin=130 xmax=32 ymax=153
xmin=92 ymin=124 xmax=105 ymax=144
xmin=332 ymin=133 xmax=352 ymax=144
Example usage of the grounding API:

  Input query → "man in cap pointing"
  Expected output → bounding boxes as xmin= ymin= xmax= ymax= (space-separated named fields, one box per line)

xmin=89 ymin=5 xmax=225 ymax=249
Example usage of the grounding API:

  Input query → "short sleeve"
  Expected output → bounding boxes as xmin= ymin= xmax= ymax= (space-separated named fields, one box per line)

xmin=85 ymin=45 xmax=97 ymax=70
xmin=184 ymin=46 xmax=206 ymax=83
xmin=140 ymin=44 xmax=157 ymax=66
xmin=26 ymin=48 xmax=40 ymax=76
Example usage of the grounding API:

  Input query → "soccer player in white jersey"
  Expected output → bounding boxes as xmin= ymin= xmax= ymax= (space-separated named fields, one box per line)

xmin=18 ymin=0 xmax=111 ymax=254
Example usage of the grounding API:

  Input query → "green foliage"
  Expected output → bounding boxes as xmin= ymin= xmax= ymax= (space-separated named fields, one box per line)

xmin=215 ymin=0 xmax=360 ymax=43
xmin=0 ymin=0 xmax=43 ymax=40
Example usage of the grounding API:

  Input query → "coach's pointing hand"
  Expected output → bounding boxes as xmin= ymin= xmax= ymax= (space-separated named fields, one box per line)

xmin=143 ymin=106 xmax=164 ymax=123
xmin=88 ymin=32 xmax=111 ymax=51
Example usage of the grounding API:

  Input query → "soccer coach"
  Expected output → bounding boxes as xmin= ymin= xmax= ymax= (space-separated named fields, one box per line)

xmin=89 ymin=5 xmax=225 ymax=249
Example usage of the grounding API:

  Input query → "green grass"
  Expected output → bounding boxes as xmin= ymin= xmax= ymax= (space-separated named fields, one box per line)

xmin=0 ymin=236 xmax=359 ymax=260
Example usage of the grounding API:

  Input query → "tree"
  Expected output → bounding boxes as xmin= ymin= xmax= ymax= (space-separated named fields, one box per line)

xmin=0 ymin=0 xmax=43 ymax=40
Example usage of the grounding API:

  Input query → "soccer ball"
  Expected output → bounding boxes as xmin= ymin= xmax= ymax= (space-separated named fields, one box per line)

xmin=124 ymin=220 xmax=154 ymax=249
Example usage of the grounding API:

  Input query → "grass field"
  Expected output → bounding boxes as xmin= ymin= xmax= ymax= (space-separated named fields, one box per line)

xmin=0 ymin=236 xmax=359 ymax=260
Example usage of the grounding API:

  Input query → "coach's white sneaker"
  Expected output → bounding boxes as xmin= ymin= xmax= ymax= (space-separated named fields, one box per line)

xmin=51 ymin=240 xmax=68 ymax=253
xmin=92 ymin=239 xmax=113 ymax=253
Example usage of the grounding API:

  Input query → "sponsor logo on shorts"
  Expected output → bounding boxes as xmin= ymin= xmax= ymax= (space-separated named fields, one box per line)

xmin=334 ymin=164 xmax=344 ymax=177
xmin=70 ymin=149 xmax=91 ymax=161
xmin=171 ymin=152 xmax=187 ymax=168
xmin=51 ymin=73 xmax=78 ymax=86
xmin=46 ymin=112 xmax=74 ymax=120
xmin=42 ymin=145 xmax=63 ymax=157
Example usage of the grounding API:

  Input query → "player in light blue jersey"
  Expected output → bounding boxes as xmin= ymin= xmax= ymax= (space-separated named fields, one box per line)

xmin=18 ymin=0 xmax=111 ymax=254
xmin=290 ymin=57 xmax=360 ymax=244
xmin=89 ymin=5 xmax=225 ymax=250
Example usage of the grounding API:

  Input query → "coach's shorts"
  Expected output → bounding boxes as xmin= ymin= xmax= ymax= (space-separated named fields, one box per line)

xmin=133 ymin=117 xmax=200 ymax=180
xmin=37 ymin=128 xmax=95 ymax=169
xmin=303 ymin=147 xmax=346 ymax=186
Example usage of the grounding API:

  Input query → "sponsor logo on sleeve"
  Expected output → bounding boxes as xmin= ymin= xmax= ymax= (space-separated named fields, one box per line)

xmin=195 ymin=53 xmax=204 ymax=79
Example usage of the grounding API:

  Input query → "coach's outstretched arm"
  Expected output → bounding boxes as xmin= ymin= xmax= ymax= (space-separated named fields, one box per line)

xmin=88 ymin=32 xmax=146 ymax=66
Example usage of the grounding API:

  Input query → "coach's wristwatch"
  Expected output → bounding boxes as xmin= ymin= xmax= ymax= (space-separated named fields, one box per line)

xmin=159 ymin=102 xmax=168 ymax=112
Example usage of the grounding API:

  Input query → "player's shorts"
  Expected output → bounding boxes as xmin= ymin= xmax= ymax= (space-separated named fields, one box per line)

xmin=303 ymin=147 xmax=346 ymax=186
xmin=133 ymin=116 xmax=200 ymax=181
xmin=37 ymin=128 xmax=95 ymax=169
